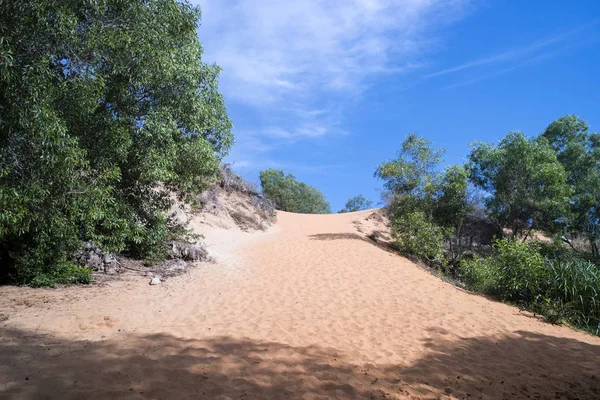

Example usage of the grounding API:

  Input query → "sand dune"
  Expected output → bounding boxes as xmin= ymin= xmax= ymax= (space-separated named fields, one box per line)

xmin=1 ymin=210 xmax=599 ymax=399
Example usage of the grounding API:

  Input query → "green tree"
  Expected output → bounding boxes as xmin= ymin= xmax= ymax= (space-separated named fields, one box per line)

xmin=259 ymin=169 xmax=331 ymax=214
xmin=391 ymin=211 xmax=449 ymax=264
xmin=339 ymin=195 xmax=373 ymax=213
xmin=468 ymin=132 xmax=570 ymax=240
xmin=0 ymin=1 xmax=232 ymax=284
xmin=433 ymin=165 xmax=470 ymax=229
xmin=375 ymin=133 xmax=444 ymax=201
xmin=375 ymin=134 xmax=470 ymax=267
xmin=376 ymin=134 xmax=470 ymax=227
xmin=541 ymin=115 xmax=600 ymax=256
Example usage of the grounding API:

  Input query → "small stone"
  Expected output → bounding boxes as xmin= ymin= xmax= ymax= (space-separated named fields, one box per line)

xmin=150 ymin=276 xmax=161 ymax=285
xmin=104 ymin=262 xmax=118 ymax=275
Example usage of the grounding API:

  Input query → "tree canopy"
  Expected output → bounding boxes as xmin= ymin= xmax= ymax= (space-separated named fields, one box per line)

xmin=468 ymin=132 xmax=571 ymax=239
xmin=541 ymin=115 xmax=600 ymax=255
xmin=259 ymin=169 xmax=331 ymax=214
xmin=375 ymin=134 xmax=471 ymax=265
xmin=377 ymin=122 xmax=600 ymax=334
xmin=339 ymin=195 xmax=373 ymax=213
xmin=375 ymin=133 xmax=445 ymax=198
xmin=0 ymin=0 xmax=232 ymax=284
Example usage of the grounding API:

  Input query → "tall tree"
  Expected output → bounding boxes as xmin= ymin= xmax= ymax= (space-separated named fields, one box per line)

xmin=468 ymin=132 xmax=570 ymax=239
xmin=375 ymin=134 xmax=471 ymax=266
xmin=375 ymin=133 xmax=445 ymax=203
xmin=375 ymin=134 xmax=469 ymax=227
xmin=542 ymin=115 xmax=600 ymax=255
xmin=0 ymin=0 xmax=232 ymax=283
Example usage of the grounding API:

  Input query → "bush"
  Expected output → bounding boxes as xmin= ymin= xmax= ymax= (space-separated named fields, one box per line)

xmin=392 ymin=211 xmax=449 ymax=264
xmin=339 ymin=195 xmax=373 ymax=213
xmin=461 ymin=238 xmax=600 ymax=334
xmin=541 ymin=258 xmax=600 ymax=333
xmin=29 ymin=262 xmax=92 ymax=288
xmin=460 ymin=238 xmax=545 ymax=301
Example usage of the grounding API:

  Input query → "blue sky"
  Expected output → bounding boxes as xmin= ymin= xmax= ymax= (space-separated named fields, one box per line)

xmin=194 ymin=0 xmax=600 ymax=212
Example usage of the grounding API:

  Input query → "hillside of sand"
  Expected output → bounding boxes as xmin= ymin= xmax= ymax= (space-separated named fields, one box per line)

xmin=1 ymin=209 xmax=599 ymax=399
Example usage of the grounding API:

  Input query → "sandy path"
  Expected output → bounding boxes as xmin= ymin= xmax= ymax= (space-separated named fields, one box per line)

xmin=1 ymin=210 xmax=599 ymax=399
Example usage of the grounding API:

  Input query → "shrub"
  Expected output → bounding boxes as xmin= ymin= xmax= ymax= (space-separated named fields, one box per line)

xmin=460 ymin=238 xmax=545 ymax=301
xmin=375 ymin=135 xmax=472 ymax=268
xmin=392 ymin=211 xmax=449 ymax=264
xmin=461 ymin=238 xmax=600 ymax=334
xmin=30 ymin=262 xmax=92 ymax=288
xmin=541 ymin=258 xmax=600 ymax=333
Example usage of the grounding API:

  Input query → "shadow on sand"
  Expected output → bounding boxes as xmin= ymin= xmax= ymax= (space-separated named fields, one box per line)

xmin=1 ymin=326 xmax=599 ymax=399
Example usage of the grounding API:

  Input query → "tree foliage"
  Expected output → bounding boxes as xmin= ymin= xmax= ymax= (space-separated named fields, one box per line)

xmin=468 ymin=132 xmax=570 ymax=239
xmin=0 ymin=0 xmax=233 ymax=284
xmin=541 ymin=115 xmax=600 ymax=255
xmin=339 ymin=194 xmax=373 ymax=213
xmin=375 ymin=133 xmax=445 ymax=198
xmin=378 ymin=122 xmax=600 ymax=335
xmin=376 ymin=134 xmax=471 ymax=267
xmin=391 ymin=211 xmax=449 ymax=263
xmin=259 ymin=169 xmax=331 ymax=214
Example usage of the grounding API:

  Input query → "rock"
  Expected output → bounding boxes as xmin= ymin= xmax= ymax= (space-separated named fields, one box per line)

xmin=104 ymin=262 xmax=118 ymax=274
xmin=171 ymin=243 xmax=207 ymax=261
xmin=76 ymin=242 xmax=121 ymax=274
xmin=103 ymin=253 xmax=119 ymax=274
xmin=167 ymin=203 xmax=189 ymax=227
xmin=86 ymin=252 xmax=104 ymax=271
xmin=150 ymin=276 xmax=161 ymax=285
xmin=162 ymin=259 xmax=187 ymax=272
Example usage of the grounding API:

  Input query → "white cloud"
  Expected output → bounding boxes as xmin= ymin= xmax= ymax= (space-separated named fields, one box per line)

xmin=192 ymin=0 xmax=471 ymax=173
xmin=195 ymin=0 xmax=471 ymax=107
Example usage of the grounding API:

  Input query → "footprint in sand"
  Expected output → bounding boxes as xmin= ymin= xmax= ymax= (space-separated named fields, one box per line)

xmin=77 ymin=316 xmax=118 ymax=331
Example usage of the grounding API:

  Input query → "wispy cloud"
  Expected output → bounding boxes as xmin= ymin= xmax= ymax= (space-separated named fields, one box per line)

xmin=443 ymin=48 xmax=565 ymax=89
xmin=191 ymin=0 xmax=474 ymax=179
xmin=427 ymin=32 xmax=572 ymax=78
xmin=197 ymin=0 xmax=470 ymax=106
xmin=194 ymin=0 xmax=471 ymax=149
xmin=231 ymin=158 xmax=342 ymax=174
xmin=429 ymin=20 xmax=600 ymax=88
